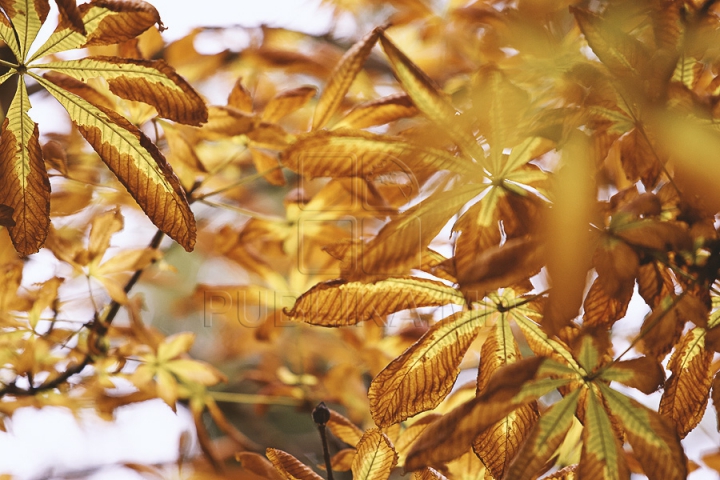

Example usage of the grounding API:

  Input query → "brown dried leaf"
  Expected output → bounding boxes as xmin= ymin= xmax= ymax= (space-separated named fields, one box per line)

xmin=659 ymin=327 xmax=713 ymax=438
xmin=582 ymin=277 xmax=632 ymax=328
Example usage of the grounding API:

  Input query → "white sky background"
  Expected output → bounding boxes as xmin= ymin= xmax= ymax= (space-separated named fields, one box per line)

xmin=2 ymin=0 xmax=719 ymax=478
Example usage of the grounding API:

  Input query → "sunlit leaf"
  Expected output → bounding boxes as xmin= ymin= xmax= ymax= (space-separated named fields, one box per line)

xmin=598 ymin=382 xmax=687 ymax=480
xmin=266 ymin=448 xmax=324 ymax=480
xmin=35 ymin=72 xmax=196 ymax=251
xmin=351 ymin=428 xmax=398 ymax=480
xmin=37 ymin=57 xmax=207 ymax=125
xmin=369 ymin=309 xmax=490 ymax=427
xmin=313 ymin=27 xmax=382 ymax=130
xmin=0 ymin=79 xmax=49 ymax=255
xmin=285 ymin=276 xmax=464 ymax=327
xmin=658 ymin=327 xmax=713 ymax=438
xmin=505 ymin=388 xmax=582 ymax=479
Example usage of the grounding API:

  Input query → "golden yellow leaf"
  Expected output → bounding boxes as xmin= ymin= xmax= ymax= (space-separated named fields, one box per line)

xmin=334 ymin=93 xmax=418 ymax=130
xmin=658 ymin=327 xmax=713 ymax=438
xmin=0 ymin=0 xmax=49 ymax=59
xmin=413 ymin=467 xmax=448 ymax=480
xmin=329 ymin=448 xmax=355 ymax=472
xmin=0 ymin=79 xmax=50 ymax=255
xmin=227 ymin=77 xmax=253 ymax=112
xmin=619 ymin=129 xmax=663 ymax=189
xmin=250 ymin=147 xmax=285 ymax=186
xmin=351 ymin=428 xmax=398 ymax=480
xmin=266 ymin=448 xmax=324 ymax=480
xmin=262 ymin=86 xmax=316 ymax=123
xmin=313 ymin=27 xmax=382 ymax=130
xmin=404 ymin=357 xmax=546 ymax=471
xmin=379 ymin=32 xmax=486 ymax=163
xmin=369 ymin=309 xmax=489 ymax=427
xmin=473 ymin=313 xmax=538 ymax=479
xmin=30 ymin=0 xmax=163 ymax=62
xmin=394 ymin=415 xmax=440 ymax=465
xmin=37 ymin=57 xmax=207 ymax=125
xmin=87 ymin=208 xmax=123 ymax=263
xmin=282 ymin=129 xmax=481 ymax=180
xmin=35 ymin=72 xmax=196 ymax=251
xmin=235 ymin=452 xmax=285 ymax=480
xmin=327 ymin=408 xmax=364 ymax=446
xmin=345 ymin=183 xmax=484 ymax=280
xmin=285 ymin=277 xmax=464 ymax=327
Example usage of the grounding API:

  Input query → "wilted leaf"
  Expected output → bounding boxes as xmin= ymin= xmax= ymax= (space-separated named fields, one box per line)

xmin=369 ymin=309 xmax=489 ymax=427
xmin=351 ymin=428 xmax=398 ymax=480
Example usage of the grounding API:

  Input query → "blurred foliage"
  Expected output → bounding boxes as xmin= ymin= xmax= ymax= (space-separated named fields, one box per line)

xmin=4 ymin=0 xmax=720 ymax=478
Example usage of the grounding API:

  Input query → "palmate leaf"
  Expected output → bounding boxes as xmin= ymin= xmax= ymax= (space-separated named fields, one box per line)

xmin=578 ymin=386 xmax=630 ymax=480
xmin=0 ymin=0 xmax=205 ymax=254
xmin=369 ymin=309 xmax=490 ymax=427
xmin=0 ymin=79 xmax=49 ymax=255
xmin=597 ymin=382 xmax=687 ymax=480
xmin=33 ymin=72 xmax=196 ymax=251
